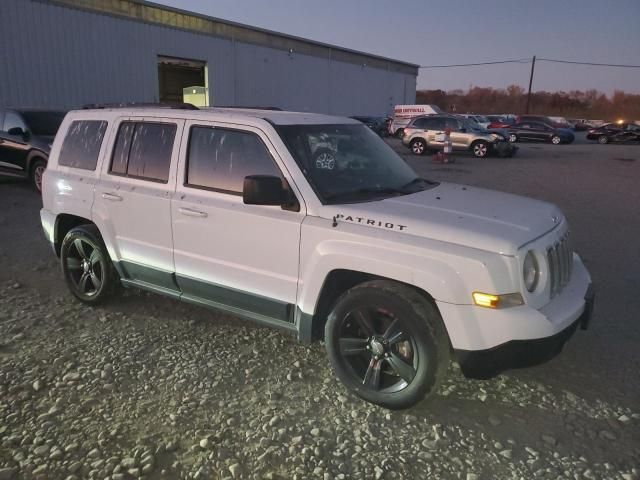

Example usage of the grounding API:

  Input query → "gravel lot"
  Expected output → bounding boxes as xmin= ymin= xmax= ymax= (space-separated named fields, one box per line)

xmin=1 ymin=136 xmax=639 ymax=480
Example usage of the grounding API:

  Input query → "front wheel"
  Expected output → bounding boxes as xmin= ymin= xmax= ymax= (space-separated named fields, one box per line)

xmin=60 ymin=225 xmax=118 ymax=305
xmin=598 ymin=135 xmax=609 ymax=144
xmin=551 ymin=135 xmax=562 ymax=145
xmin=508 ymin=133 xmax=518 ymax=143
xmin=471 ymin=141 xmax=489 ymax=158
xmin=325 ymin=280 xmax=450 ymax=410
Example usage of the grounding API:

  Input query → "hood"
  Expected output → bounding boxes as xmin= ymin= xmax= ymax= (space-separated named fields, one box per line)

xmin=328 ymin=183 xmax=563 ymax=255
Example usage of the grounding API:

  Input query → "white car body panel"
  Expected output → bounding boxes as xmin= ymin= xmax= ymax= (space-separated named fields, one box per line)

xmin=41 ymin=107 xmax=592 ymax=355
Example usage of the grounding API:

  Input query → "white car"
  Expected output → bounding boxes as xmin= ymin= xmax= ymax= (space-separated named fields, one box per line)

xmin=40 ymin=106 xmax=594 ymax=410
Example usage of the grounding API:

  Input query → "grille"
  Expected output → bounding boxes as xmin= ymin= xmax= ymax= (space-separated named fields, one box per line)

xmin=547 ymin=233 xmax=573 ymax=298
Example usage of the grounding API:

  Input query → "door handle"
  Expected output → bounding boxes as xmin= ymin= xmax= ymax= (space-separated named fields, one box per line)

xmin=101 ymin=192 xmax=123 ymax=201
xmin=179 ymin=207 xmax=208 ymax=218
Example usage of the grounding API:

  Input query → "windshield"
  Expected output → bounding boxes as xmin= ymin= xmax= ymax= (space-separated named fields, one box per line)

xmin=20 ymin=111 xmax=66 ymax=136
xmin=275 ymin=123 xmax=436 ymax=204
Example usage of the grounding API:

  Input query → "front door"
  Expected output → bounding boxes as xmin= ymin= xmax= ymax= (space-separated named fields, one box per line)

xmin=172 ymin=121 xmax=304 ymax=322
xmin=93 ymin=117 xmax=184 ymax=292
xmin=0 ymin=111 xmax=30 ymax=173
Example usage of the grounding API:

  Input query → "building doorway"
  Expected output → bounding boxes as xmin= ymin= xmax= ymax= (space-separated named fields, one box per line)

xmin=157 ymin=56 xmax=209 ymax=106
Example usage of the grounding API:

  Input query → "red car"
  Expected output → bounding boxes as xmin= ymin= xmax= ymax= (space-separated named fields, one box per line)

xmin=486 ymin=115 xmax=514 ymax=129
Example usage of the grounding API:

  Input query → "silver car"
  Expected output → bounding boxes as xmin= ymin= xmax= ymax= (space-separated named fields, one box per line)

xmin=402 ymin=114 xmax=514 ymax=158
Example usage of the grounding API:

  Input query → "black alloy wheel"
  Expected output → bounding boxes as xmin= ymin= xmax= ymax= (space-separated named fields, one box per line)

xmin=338 ymin=306 xmax=419 ymax=394
xmin=61 ymin=225 xmax=118 ymax=304
xmin=325 ymin=280 xmax=450 ymax=409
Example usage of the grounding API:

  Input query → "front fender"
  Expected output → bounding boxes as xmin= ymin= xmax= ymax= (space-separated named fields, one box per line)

xmin=297 ymin=217 xmax=518 ymax=315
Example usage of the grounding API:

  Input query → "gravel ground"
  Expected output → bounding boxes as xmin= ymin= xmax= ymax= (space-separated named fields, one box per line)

xmin=0 ymin=136 xmax=639 ymax=480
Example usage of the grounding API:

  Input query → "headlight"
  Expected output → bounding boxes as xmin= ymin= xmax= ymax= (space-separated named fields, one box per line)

xmin=523 ymin=250 xmax=539 ymax=292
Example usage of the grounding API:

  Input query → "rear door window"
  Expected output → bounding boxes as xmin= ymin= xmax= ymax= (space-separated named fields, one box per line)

xmin=186 ymin=126 xmax=281 ymax=194
xmin=58 ymin=120 xmax=108 ymax=170
xmin=109 ymin=121 xmax=176 ymax=183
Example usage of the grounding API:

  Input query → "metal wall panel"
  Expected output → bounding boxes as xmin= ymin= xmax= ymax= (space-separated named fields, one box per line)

xmin=0 ymin=0 xmax=417 ymax=115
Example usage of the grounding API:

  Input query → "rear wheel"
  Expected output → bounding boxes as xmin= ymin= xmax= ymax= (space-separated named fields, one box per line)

xmin=471 ymin=141 xmax=489 ymax=158
xmin=60 ymin=225 xmax=118 ymax=305
xmin=325 ymin=280 xmax=450 ymax=410
xmin=598 ymin=135 xmax=609 ymax=144
xmin=410 ymin=138 xmax=427 ymax=155
xmin=395 ymin=128 xmax=404 ymax=138
xmin=30 ymin=158 xmax=46 ymax=193
xmin=551 ymin=135 xmax=562 ymax=145
xmin=508 ymin=133 xmax=518 ymax=143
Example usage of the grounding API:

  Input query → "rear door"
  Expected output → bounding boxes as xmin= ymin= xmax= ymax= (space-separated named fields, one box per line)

xmin=93 ymin=117 xmax=184 ymax=293
xmin=171 ymin=120 xmax=304 ymax=323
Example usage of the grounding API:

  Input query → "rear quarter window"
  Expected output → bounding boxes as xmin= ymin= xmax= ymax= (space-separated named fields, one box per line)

xmin=58 ymin=120 xmax=108 ymax=170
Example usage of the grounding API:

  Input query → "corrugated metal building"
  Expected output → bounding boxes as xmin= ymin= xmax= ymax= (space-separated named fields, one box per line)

xmin=0 ymin=0 xmax=418 ymax=115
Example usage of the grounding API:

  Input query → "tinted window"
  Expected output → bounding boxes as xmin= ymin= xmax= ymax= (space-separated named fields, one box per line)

xmin=20 ymin=111 xmax=66 ymax=136
xmin=445 ymin=117 xmax=461 ymax=130
xmin=187 ymin=126 xmax=280 ymax=193
xmin=58 ymin=120 xmax=108 ymax=170
xmin=426 ymin=118 xmax=446 ymax=130
xmin=412 ymin=118 xmax=429 ymax=129
xmin=110 ymin=122 xmax=136 ymax=175
xmin=110 ymin=122 xmax=176 ymax=182
xmin=3 ymin=111 xmax=26 ymax=132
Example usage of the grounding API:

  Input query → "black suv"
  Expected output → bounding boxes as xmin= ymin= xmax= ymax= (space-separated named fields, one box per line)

xmin=0 ymin=108 xmax=66 ymax=192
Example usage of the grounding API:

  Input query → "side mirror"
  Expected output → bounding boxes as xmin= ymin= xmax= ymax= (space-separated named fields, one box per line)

xmin=243 ymin=175 xmax=288 ymax=206
xmin=8 ymin=127 xmax=29 ymax=138
xmin=459 ymin=127 xmax=467 ymax=133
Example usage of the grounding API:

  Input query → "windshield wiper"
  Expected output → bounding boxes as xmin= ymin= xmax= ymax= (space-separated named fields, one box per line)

xmin=400 ymin=177 xmax=438 ymax=191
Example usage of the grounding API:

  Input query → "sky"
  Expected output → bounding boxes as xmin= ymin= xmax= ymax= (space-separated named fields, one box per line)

xmin=154 ymin=0 xmax=640 ymax=95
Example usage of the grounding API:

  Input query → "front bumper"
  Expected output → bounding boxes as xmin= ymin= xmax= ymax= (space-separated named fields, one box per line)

xmin=436 ymin=253 xmax=592 ymax=378
xmin=455 ymin=285 xmax=594 ymax=379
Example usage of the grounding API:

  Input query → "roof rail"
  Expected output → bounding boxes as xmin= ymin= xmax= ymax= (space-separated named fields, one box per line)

xmin=211 ymin=105 xmax=283 ymax=111
xmin=81 ymin=102 xmax=199 ymax=110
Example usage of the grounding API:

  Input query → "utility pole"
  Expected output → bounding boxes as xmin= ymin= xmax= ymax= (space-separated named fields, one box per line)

xmin=525 ymin=55 xmax=536 ymax=114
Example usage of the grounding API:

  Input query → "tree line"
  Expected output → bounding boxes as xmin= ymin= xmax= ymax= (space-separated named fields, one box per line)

xmin=415 ymin=86 xmax=640 ymax=121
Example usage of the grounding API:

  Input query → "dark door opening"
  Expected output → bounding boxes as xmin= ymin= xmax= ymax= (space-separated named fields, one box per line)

xmin=157 ymin=56 xmax=208 ymax=106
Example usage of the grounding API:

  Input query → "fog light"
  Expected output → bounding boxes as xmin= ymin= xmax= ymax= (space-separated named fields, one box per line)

xmin=473 ymin=292 xmax=524 ymax=309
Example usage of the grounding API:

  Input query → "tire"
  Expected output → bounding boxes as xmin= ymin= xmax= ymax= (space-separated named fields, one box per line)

xmin=508 ymin=133 xmax=518 ymax=143
xmin=395 ymin=128 xmax=404 ymax=138
xmin=551 ymin=135 xmax=562 ymax=145
xmin=325 ymin=280 xmax=450 ymax=410
xmin=598 ymin=135 xmax=609 ymax=145
xmin=60 ymin=225 xmax=119 ymax=305
xmin=471 ymin=141 xmax=489 ymax=158
xmin=410 ymin=138 xmax=427 ymax=156
xmin=30 ymin=158 xmax=47 ymax=193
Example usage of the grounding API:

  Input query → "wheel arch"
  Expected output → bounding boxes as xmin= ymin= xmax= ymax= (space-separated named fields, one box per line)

xmin=299 ymin=268 xmax=443 ymax=343
xmin=26 ymin=149 xmax=48 ymax=175
xmin=53 ymin=213 xmax=96 ymax=257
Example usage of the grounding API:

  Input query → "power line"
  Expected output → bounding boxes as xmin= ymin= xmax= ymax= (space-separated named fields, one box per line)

xmin=419 ymin=59 xmax=529 ymax=68
xmin=538 ymin=58 xmax=640 ymax=68
xmin=419 ymin=57 xmax=640 ymax=69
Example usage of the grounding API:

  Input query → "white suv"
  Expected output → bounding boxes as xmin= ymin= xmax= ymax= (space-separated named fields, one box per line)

xmin=40 ymin=106 xmax=594 ymax=410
